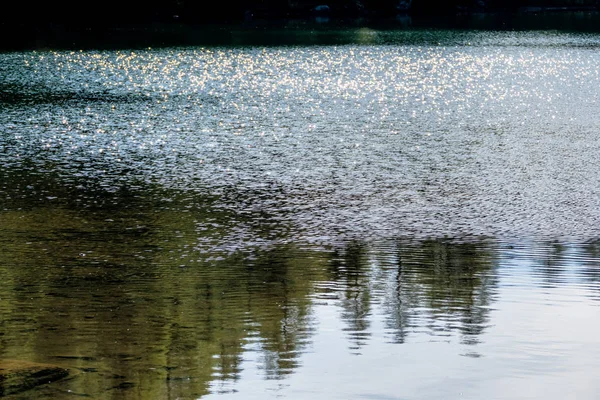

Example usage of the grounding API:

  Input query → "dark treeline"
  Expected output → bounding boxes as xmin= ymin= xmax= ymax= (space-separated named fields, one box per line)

xmin=2 ymin=0 xmax=599 ymax=26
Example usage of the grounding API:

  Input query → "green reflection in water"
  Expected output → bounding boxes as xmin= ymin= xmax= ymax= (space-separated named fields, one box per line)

xmin=0 ymin=167 xmax=506 ymax=399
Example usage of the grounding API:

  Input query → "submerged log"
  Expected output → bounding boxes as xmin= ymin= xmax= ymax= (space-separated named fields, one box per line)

xmin=0 ymin=360 xmax=69 ymax=396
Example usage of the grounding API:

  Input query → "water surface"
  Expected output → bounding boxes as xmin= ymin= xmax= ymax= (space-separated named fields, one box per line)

xmin=2 ymin=28 xmax=600 ymax=399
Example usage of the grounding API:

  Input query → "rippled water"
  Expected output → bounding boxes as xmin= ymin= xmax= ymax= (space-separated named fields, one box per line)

xmin=2 ymin=28 xmax=600 ymax=399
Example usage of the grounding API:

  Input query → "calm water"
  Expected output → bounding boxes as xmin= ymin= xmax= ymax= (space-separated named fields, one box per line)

xmin=2 ymin=28 xmax=600 ymax=399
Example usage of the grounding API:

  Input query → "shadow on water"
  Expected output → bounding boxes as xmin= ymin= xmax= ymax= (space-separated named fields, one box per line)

xmin=1 ymin=167 xmax=600 ymax=398
xmin=4 ymin=166 xmax=600 ymax=398
xmin=0 ymin=166 xmax=502 ymax=398
xmin=0 ymin=82 xmax=153 ymax=106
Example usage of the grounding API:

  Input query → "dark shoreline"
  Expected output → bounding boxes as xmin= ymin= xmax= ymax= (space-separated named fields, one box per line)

xmin=2 ymin=10 xmax=600 ymax=51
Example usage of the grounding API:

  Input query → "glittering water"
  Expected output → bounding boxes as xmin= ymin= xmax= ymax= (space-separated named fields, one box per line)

xmin=2 ymin=29 xmax=600 ymax=399
xmin=3 ymin=30 xmax=600 ymax=244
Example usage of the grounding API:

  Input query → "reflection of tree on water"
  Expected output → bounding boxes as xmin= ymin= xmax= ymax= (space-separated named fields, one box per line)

xmin=1 ymin=167 xmax=502 ymax=398
xmin=380 ymin=246 xmax=419 ymax=345
xmin=0 ymin=168 xmax=322 ymax=399
xmin=328 ymin=242 xmax=372 ymax=352
xmin=405 ymin=241 xmax=497 ymax=346
xmin=533 ymin=241 xmax=568 ymax=288
xmin=329 ymin=240 xmax=498 ymax=349
xmin=240 ymin=250 xmax=316 ymax=380
xmin=575 ymin=240 xmax=600 ymax=302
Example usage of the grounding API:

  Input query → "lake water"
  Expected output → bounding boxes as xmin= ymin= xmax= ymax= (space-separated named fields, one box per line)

xmin=2 ymin=26 xmax=600 ymax=399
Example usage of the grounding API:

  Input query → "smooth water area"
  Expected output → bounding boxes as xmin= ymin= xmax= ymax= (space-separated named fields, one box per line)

xmin=2 ymin=28 xmax=600 ymax=399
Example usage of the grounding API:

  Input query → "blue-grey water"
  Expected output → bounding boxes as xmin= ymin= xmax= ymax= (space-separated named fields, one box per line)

xmin=1 ymin=28 xmax=600 ymax=399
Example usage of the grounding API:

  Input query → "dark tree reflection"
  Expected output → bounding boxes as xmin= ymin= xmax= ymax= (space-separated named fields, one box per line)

xmin=328 ymin=242 xmax=372 ymax=352
xmin=579 ymin=240 xmax=600 ymax=302
xmin=0 ymin=166 xmax=565 ymax=399
xmin=327 ymin=240 xmax=499 ymax=348
xmin=533 ymin=241 xmax=568 ymax=288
